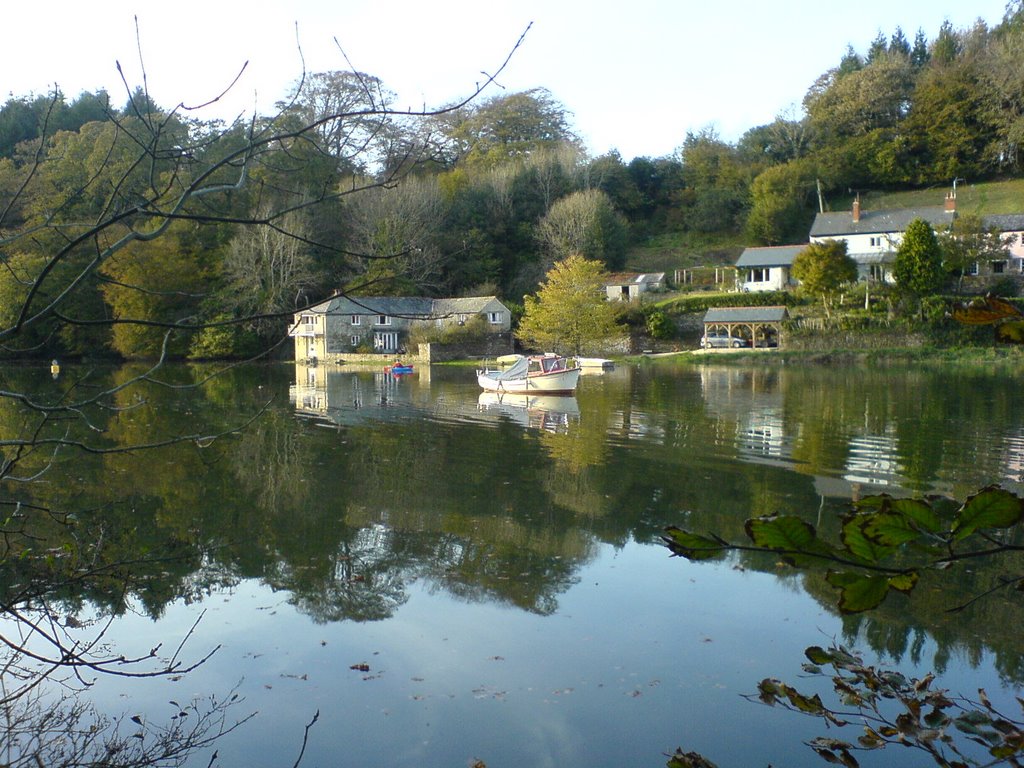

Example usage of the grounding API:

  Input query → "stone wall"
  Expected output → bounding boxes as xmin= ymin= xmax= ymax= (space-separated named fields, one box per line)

xmin=420 ymin=333 xmax=515 ymax=362
xmin=783 ymin=328 xmax=928 ymax=351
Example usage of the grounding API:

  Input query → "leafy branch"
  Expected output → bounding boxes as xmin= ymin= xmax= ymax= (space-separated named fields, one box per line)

xmin=662 ymin=486 xmax=1024 ymax=614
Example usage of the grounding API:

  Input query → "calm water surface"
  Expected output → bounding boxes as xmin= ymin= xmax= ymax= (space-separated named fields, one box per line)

xmin=5 ymin=360 xmax=1024 ymax=767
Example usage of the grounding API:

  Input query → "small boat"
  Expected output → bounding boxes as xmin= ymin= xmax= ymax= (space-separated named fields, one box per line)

xmin=476 ymin=353 xmax=580 ymax=394
xmin=577 ymin=357 xmax=614 ymax=370
xmin=384 ymin=362 xmax=414 ymax=375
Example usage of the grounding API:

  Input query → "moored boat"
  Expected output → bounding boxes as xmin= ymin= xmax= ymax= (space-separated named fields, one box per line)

xmin=476 ymin=353 xmax=580 ymax=394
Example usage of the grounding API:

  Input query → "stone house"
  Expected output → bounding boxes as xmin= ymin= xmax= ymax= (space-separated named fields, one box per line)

xmin=290 ymin=295 xmax=512 ymax=362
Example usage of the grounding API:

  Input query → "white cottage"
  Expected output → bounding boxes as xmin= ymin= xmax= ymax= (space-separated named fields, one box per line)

xmin=808 ymin=195 xmax=958 ymax=283
xmin=736 ymin=245 xmax=805 ymax=292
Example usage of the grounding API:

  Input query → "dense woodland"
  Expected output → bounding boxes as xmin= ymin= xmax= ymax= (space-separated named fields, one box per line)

xmin=2 ymin=5 xmax=1024 ymax=360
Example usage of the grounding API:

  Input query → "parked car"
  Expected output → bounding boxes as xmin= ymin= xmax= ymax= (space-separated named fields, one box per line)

xmin=702 ymin=332 xmax=749 ymax=349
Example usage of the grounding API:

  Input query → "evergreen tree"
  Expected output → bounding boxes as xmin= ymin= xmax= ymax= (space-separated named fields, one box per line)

xmin=893 ymin=219 xmax=945 ymax=311
xmin=837 ymin=45 xmax=864 ymax=77
xmin=932 ymin=20 xmax=961 ymax=65
xmin=911 ymin=28 xmax=930 ymax=68
xmin=867 ymin=31 xmax=889 ymax=62
xmin=889 ymin=26 xmax=911 ymax=57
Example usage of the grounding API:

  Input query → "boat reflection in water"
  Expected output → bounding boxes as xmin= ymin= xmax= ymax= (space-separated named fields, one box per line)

xmin=477 ymin=391 xmax=580 ymax=434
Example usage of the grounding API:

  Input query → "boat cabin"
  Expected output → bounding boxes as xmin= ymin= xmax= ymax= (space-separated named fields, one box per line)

xmin=529 ymin=355 xmax=570 ymax=375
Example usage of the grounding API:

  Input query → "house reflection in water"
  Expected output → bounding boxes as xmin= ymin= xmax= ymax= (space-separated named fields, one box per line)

xmin=288 ymin=363 xmax=435 ymax=426
xmin=843 ymin=432 xmax=904 ymax=488
xmin=699 ymin=367 xmax=789 ymax=467
xmin=698 ymin=366 xmax=910 ymax=495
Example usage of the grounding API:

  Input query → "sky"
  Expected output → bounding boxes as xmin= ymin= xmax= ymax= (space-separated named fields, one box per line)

xmin=1 ymin=0 xmax=1013 ymax=162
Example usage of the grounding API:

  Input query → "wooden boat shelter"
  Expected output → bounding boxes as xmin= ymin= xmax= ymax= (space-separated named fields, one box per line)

xmin=702 ymin=306 xmax=789 ymax=348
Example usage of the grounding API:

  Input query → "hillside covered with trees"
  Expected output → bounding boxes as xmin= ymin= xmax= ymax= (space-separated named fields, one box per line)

xmin=2 ymin=4 xmax=1024 ymax=360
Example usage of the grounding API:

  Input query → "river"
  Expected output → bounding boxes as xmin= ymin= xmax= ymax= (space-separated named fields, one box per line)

xmin=2 ymin=359 xmax=1023 ymax=767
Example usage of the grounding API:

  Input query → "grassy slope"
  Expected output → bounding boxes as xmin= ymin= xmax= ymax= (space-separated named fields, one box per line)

xmin=843 ymin=178 xmax=1024 ymax=216
xmin=626 ymin=231 xmax=746 ymax=273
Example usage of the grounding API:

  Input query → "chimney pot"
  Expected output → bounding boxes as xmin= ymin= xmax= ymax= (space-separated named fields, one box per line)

xmin=945 ymin=192 xmax=957 ymax=213
xmin=852 ymin=198 xmax=861 ymax=223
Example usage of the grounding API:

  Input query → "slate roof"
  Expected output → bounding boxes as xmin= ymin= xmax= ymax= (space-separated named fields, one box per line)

xmin=703 ymin=306 xmax=789 ymax=324
xmin=430 ymin=296 xmax=503 ymax=316
xmin=736 ymin=245 xmax=806 ymax=268
xmin=984 ymin=214 xmax=1024 ymax=233
xmin=810 ymin=206 xmax=955 ymax=238
xmin=316 ymin=296 xmax=434 ymax=317
xmin=309 ymin=295 xmax=506 ymax=319
xmin=604 ymin=272 xmax=665 ymax=286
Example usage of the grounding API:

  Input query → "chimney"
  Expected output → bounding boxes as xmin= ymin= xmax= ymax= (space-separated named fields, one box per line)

xmin=852 ymin=197 xmax=861 ymax=223
xmin=945 ymin=191 xmax=957 ymax=213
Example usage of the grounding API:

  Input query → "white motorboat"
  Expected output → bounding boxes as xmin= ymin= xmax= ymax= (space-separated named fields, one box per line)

xmin=476 ymin=354 xmax=581 ymax=394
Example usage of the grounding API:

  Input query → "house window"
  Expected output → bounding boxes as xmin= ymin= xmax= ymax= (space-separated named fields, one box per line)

xmin=750 ymin=268 xmax=768 ymax=283
xmin=350 ymin=335 xmax=360 ymax=347
xmin=488 ymin=312 xmax=502 ymax=324
xmin=968 ymin=262 xmax=980 ymax=276
xmin=992 ymin=260 xmax=1007 ymax=274
xmin=869 ymin=236 xmax=882 ymax=247
xmin=351 ymin=315 xmax=361 ymax=325
xmin=302 ymin=315 xmax=315 ymax=325
xmin=375 ymin=315 xmax=391 ymax=326
xmin=1016 ymin=258 xmax=1024 ymax=274
xmin=869 ymin=264 xmax=885 ymax=281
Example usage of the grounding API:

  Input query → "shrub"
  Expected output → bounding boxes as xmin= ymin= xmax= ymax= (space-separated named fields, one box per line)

xmin=408 ymin=315 xmax=489 ymax=346
xmin=656 ymin=290 xmax=799 ymax=316
xmin=989 ymin=278 xmax=1020 ymax=298
xmin=645 ymin=309 xmax=677 ymax=340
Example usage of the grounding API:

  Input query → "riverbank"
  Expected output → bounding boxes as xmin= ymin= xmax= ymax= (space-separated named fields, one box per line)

xmin=628 ymin=343 xmax=1024 ymax=367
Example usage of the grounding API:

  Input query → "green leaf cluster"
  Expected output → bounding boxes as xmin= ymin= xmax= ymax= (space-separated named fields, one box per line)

xmin=663 ymin=485 xmax=1024 ymax=614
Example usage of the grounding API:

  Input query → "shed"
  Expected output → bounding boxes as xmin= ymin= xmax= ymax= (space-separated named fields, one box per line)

xmin=603 ymin=272 xmax=666 ymax=301
xmin=702 ymin=306 xmax=789 ymax=348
